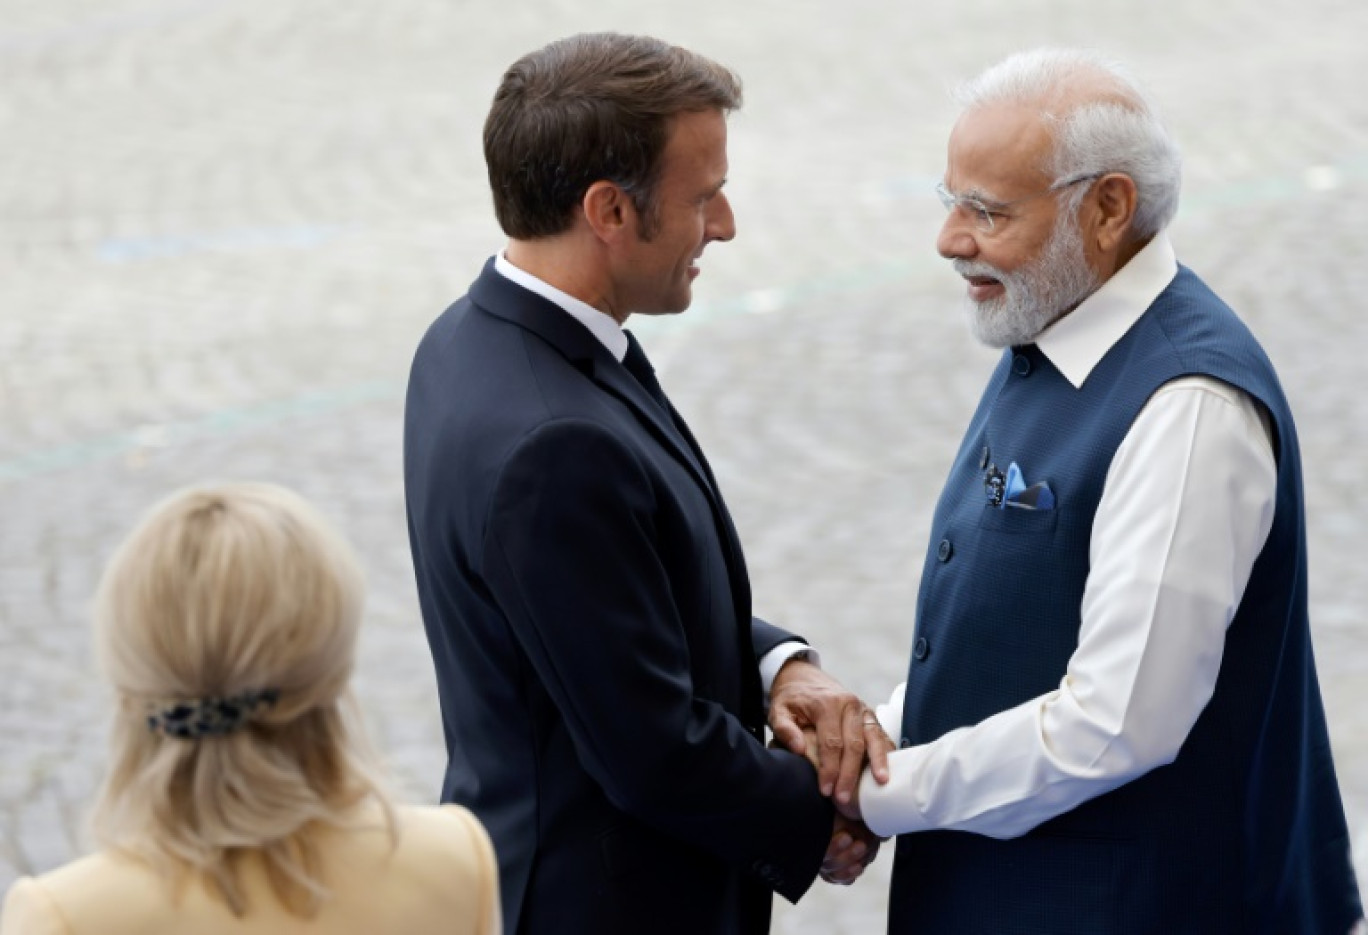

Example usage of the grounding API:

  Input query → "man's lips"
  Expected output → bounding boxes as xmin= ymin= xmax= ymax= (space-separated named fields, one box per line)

xmin=964 ymin=274 xmax=1003 ymax=302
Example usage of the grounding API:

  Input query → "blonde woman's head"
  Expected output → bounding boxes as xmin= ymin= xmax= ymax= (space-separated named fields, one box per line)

xmin=92 ymin=482 xmax=391 ymax=916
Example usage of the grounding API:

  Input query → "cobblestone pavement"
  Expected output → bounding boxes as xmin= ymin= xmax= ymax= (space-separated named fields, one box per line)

xmin=2 ymin=0 xmax=1367 ymax=929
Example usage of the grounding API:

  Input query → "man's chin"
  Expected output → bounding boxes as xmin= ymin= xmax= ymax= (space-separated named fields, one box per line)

xmin=965 ymin=300 xmax=1027 ymax=349
xmin=632 ymin=291 xmax=693 ymax=317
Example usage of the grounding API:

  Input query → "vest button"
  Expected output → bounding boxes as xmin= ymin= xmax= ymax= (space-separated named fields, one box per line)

xmin=936 ymin=539 xmax=953 ymax=562
xmin=979 ymin=446 xmax=990 ymax=469
xmin=900 ymin=737 xmax=912 ymax=749
xmin=913 ymin=636 xmax=930 ymax=661
xmin=1012 ymin=354 xmax=1032 ymax=376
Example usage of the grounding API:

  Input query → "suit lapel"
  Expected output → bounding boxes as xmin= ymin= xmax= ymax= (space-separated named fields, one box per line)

xmin=469 ymin=259 xmax=763 ymax=721
xmin=469 ymin=259 xmax=719 ymax=509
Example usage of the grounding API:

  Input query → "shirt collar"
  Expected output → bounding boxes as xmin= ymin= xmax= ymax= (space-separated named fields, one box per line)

xmin=1035 ymin=231 xmax=1178 ymax=389
xmin=493 ymin=251 xmax=630 ymax=362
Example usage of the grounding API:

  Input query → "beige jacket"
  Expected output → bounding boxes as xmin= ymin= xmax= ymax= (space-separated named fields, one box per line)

xmin=0 ymin=804 xmax=500 ymax=935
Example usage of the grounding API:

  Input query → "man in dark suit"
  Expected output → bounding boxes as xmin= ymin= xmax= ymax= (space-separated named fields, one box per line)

xmin=404 ymin=33 xmax=886 ymax=935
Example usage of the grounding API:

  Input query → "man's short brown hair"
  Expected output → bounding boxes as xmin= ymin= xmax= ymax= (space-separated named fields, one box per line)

xmin=483 ymin=32 xmax=742 ymax=240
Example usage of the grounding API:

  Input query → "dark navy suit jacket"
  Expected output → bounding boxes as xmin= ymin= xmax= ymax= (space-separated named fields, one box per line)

xmin=404 ymin=260 xmax=833 ymax=935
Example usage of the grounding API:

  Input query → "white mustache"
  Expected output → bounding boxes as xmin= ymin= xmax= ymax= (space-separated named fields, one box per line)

xmin=953 ymin=259 xmax=1007 ymax=281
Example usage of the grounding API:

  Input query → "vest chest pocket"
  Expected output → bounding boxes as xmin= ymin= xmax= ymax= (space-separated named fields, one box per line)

xmin=977 ymin=503 xmax=1059 ymax=535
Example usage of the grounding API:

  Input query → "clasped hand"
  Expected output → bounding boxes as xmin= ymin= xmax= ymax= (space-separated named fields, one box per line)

xmin=768 ymin=659 xmax=896 ymax=885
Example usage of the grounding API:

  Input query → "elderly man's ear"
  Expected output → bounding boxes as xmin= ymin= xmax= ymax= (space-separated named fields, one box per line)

xmin=1079 ymin=172 xmax=1141 ymax=276
xmin=1089 ymin=172 xmax=1139 ymax=255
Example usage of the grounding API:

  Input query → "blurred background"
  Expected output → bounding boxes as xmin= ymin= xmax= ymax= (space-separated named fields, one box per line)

xmin=1 ymin=0 xmax=1365 ymax=929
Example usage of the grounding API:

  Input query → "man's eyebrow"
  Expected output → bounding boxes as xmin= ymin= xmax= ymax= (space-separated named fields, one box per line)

xmin=958 ymin=184 xmax=1005 ymax=207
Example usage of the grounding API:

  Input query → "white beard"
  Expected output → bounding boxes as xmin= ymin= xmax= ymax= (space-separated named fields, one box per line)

xmin=955 ymin=210 xmax=1101 ymax=348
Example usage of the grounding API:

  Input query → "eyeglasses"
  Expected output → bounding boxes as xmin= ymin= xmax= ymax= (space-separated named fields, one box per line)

xmin=935 ymin=173 xmax=1103 ymax=233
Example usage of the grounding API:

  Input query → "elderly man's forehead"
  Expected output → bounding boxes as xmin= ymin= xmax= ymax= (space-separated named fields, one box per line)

xmin=948 ymin=103 xmax=1054 ymax=178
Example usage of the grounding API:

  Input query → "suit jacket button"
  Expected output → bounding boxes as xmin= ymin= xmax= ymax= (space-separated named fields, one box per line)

xmin=900 ymin=737 xmax=912 ymax=748
xmin=1013 ymin=353 xmax=1032 ymax=376
xmin=936 ymin=539 xmax=953 ymax=562
xmin=913 ymin=636 xmax=930 ymax=661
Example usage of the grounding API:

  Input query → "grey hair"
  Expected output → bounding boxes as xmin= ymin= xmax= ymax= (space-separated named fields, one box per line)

xmin=952 ymin=48 xmax=1182 ymax=238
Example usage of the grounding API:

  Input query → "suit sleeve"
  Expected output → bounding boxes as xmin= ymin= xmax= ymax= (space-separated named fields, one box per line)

xmin=480 ymin=418 xmax=831 ymax=901
xmin=750 ymin=617 xmax=803 ymax=659
xmin=1 ymin=878 xmax=69 ymax=935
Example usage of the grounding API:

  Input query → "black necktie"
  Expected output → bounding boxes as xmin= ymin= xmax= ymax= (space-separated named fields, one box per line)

xmin=622 ymin=330 xmax=669 ymax=411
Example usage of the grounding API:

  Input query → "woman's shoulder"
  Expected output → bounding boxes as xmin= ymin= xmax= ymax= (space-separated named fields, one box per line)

xmin=318 ymin=803 xmax=500 ymax=933
xmin=1 ymin=875 xmax=67 ymax=935
xmin=391 ymin=803 xmax=497 ymax=868
xmin=1 ymin=852 xmax=164 ymax=935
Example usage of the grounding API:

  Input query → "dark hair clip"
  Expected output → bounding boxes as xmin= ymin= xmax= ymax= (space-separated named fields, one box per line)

xmin=146 ymin=688 xmax=280 ymax=740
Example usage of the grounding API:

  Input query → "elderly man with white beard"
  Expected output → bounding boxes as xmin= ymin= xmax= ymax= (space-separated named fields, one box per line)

xmin=824 ymin=49 xmax=1364 ymax=934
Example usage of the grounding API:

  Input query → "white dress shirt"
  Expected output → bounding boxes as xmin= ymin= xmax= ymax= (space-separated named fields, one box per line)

xmin=494 ymin=252 xmax=629 ymax=360
xmin=859 ymin=233 xmax=1279 ymax=839
xmin=492 ymin=253 xmax=813 ymax=692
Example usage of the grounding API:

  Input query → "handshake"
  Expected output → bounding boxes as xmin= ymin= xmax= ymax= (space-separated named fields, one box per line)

xmin=768 ymin=657 xmax=897 ymax=887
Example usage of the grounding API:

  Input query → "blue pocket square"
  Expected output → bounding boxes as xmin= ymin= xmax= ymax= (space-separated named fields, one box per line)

xmin=1002 ymin=461 xmax=1055 ymax=510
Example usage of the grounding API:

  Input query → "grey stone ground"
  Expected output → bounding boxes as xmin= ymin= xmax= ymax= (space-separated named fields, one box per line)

xmin=2 ymin=0 xmax=1366 ymax=929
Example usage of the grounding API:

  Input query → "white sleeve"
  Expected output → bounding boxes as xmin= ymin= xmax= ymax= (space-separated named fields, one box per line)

xmin=859 ymin=376 xmax=1277 ymax=839
xmin=874 ymin=682 xmax=906 ymax=738
xmin=758 ymin=642 xmax=821 ymax=696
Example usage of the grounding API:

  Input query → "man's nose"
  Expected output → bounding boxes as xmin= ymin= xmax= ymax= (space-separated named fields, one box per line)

xmin=936 ymin=213 xmax=978 ymax=260
xmin=708 ymin=191 xmax=736 ymax=243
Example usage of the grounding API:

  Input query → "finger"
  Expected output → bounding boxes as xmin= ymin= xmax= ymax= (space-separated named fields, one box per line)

xmin=820 ymin=850 xmax=861 ymax=875
xmin=803 ymin=731 xmax=821 ymax=771
xmin=768 ymin=707 xmax=808 ymax=757
xmin=865 ymin=716 xmax=895 ymax=784
xmin=827 ymin=832 xmax=852 ymax=855
xmin=822 ymin=825 xmax=850 ymax=864
xmin=815 ymin=715 xmax=845 ymax=797
xmin=822 ymin=828 xmax=871 ymax=872
xmin=833 ymin=703 xmax=870 ymax=806
xmin=825 ymin=863 xmax=864 ymax=886
xmin=822 ymin=828 xmax=855 ymax=869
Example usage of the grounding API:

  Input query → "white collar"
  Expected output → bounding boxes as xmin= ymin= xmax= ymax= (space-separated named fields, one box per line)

xmin=493 ymin=251 xmax=630 ymax=362
xmin=1035 ymin=232 xmax=1179 ymax=389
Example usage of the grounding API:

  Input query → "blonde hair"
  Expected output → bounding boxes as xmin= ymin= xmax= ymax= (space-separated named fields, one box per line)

xmin=91 ymin=482 xmax=394 ymax=917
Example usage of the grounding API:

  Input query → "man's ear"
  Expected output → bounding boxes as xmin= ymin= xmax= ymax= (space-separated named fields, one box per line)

xmin=582 ymin=180 xmax=632 ymax=244
xmin=1090 ymin=173 xmax=1139 ymax=254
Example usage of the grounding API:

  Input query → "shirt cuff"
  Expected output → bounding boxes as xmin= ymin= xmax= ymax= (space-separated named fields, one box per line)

xmin=859 ymin=754 xmax=919 ymax=838
xmin=758 ymin=641 xmax=821 ymax=698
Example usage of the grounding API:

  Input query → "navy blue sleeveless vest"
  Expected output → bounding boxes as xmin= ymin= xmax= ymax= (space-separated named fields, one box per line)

xmin=890 ymin=268 xmax=1362 ymax=934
